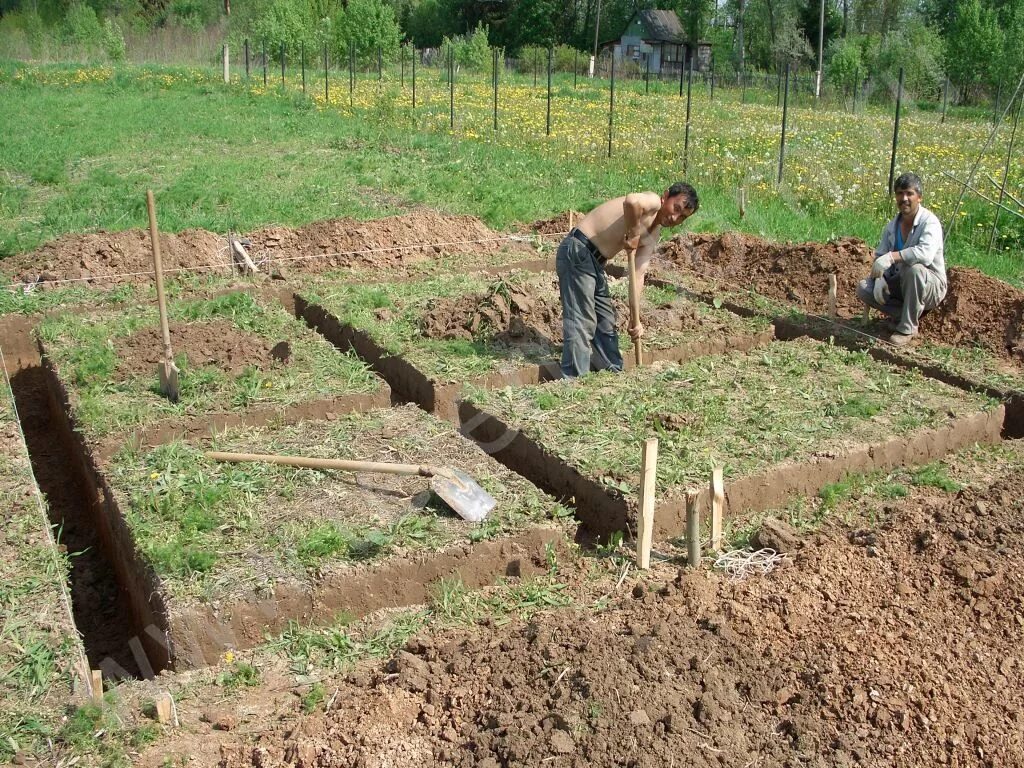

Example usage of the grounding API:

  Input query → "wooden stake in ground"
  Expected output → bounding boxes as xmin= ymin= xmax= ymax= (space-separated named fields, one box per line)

xmin=146 ymin=190 xmax=180 ymax=403
xmin=230 ymin=237 xmax=258 ymax=274
xmin=686 ymin=491 xmax=701 ymax=568
xmin=739 ymin=186 xmax=747 ymax=219
xmin=90 ymin=669 xmax=103 ymax=702
xmin=155 ymin=692 xmax=174 ymax=725
xmin=627 ymin=245 xmax=643 ymax=367
xmin=636 ymin=438 xmax=658 ymax=570
xmin=710 ymin=467 xmax=724 ymax=551
xmin=568 ymin=210 xmax=575 ymax=231
xmin=828 ymin=273 xmax=838 ymax=322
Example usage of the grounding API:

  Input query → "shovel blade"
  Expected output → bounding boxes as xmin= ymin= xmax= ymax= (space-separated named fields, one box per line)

xmin=159 ymin=360 xmax=180 ymax=403
xmin=430 ymin=469 xmax=496 ymax=522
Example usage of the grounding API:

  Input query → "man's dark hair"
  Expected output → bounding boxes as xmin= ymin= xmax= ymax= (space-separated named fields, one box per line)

xmin=893 ymin=172 xmax=923 ymax=197
xmin=667 ymin=181 xmax=699 ymax=213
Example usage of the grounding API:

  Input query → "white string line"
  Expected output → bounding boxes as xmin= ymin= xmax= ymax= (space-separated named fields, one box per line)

xmin=2 ymin=230 xmax=566 ymax=292
xmin=0 ymin=346 xmax=93 ymax=695
xmin=712 ymin=547 xmax=787 ymax=580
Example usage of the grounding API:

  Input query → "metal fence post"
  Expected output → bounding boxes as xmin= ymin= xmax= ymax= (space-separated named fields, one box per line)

xmin=777 ymin=62 xmax=790 ymax=185
xmin=546 ymin=46 xmax=553 ymax=136
xmin=887 ymin=67 xmax=904 ymax=196
xmin=608 ymin=54 xmax=615 ymax=158
xmin=684 ymin=56 xmax=694 ymax=175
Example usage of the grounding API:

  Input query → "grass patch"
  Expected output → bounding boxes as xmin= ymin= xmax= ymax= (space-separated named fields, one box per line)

xmin=38 ymin=289 xmax=381 ymax=439
xmin=468 ymin=338 xmax=996 ymax=498
xmin=107 ymin=405 xmax=572 ymax=602
xmin=910 ymin=462 xmax=961 ymax=492
xmin=1 ymin=63 xmax=1019 ymax=287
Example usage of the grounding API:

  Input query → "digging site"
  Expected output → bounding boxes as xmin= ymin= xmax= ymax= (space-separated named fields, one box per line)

xmin=417 ymin=273 xmax=750 ymax=353
xmin=657 ymin=231 xmax=1024 ymax=363
xmin=2 ymin=210 xmax=1024 ymax=768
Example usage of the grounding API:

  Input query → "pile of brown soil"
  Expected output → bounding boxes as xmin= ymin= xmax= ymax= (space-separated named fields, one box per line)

xmin=2 ymin=229 xmax=226 ymax=286
xmin=2 ymin=212 xmax=527 ymax=287
xmin=529 ymin=211 xmax=579 ymax=236
xmin=661 ymin=231 xmax=1024 ymax=361
xmin=659 ymin=231 xmax=873 ymax=315
xmin=211 ymin=467 xmax=1024 ymax=768
xmin=419 ymin=280 xmax=563 ymax=353
xmin=114 ymin=321 xmax=278 ymax=379
xmin=247 ymin=213 xmax=523 ymax=275
xmin=926 ymin=267 xmax=1024 ymax=361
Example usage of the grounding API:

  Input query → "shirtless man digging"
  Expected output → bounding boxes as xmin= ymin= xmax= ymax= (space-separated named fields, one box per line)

xmin=556 ymin=182 xmax=699 ymax=378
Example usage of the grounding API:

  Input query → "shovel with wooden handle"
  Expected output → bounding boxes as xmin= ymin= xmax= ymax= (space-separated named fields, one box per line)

xmin=146 ymin=190 xmax=180 ymax=403
xmin=205 ymin=451 xmax=497 ymax=522
xmin=627 ymin=244 xmax=643 ymax=367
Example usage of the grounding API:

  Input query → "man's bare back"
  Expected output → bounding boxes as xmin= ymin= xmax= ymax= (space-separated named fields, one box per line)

xmin=577 ymin=189 xmax=695 ymax=282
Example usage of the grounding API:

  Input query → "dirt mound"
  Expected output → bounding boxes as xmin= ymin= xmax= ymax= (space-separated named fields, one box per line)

xmin=114 ymin=321 xmax=277 ymax=379
xmin=661 ymin=232 xmax=1024 ymax=361
xmin=926 ymin=267 xmax=1024 ymax=361
xmin=248 ymin=212 xmax=522 ymax=276
xmin=214 ymin=467 xmax=1024 ymax=767
xmin=529 ymin=211 xmax=578 ymax=236
xmin=420 ymin=279 xmax=563 ymax=353
xmin=2 ymin=212 xmax=527 ymax=288
xmin=659 ymin=231 xmax=874 ymax=314
xmin=2 ymin=229 xmax=226 ymax=286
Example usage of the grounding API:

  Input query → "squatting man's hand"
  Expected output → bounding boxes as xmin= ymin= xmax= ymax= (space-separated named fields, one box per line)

xmin=871 ymin=253 xmax=894 ymax=278
xmin=628 ymin=322 xmax=644 ymax=341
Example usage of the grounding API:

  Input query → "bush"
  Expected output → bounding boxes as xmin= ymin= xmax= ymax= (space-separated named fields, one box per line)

xmin=441 ymin=23 xmax=494 ymax=72
xmin=826 ymin=36 xmax=866 ymax=95
xmin=333 ymin=0 xmax=402 ymax=67
xmin=102 ymin=19 xmax=126 ymax=62
xmin=873 ymin=27 xmax=945 ymax=102
xmin=253 ymin=0 xmax=315 ymax=64
xmin=62 ymin=2 xmax=103 ymax=53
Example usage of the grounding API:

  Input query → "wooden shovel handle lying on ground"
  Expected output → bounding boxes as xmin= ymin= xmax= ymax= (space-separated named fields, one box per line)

xmin=205 ymin=450 xmax=439 ymax=477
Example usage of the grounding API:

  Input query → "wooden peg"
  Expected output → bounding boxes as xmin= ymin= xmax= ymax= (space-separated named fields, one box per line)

xmin=710 ymin=467 xmax=724 ymax=551
xmin=828 ymin=273 xmax=837 ymax=322
xmin=686 ymin=491 xmax=700 ymax=568
xmin=90 ymin=669 xmax=103 ymax=702
xmin=636 ymin=438 xmax=658 ymax=570
xmin=155 ymin=692 xmax=174 ymax=725
xmin=568 ymin=210 xmax=575 ymax=231
xmin=739 ymin=186 xmax=747 ymax=219
xmin=230 ymin=238 xmax=258 ymax=274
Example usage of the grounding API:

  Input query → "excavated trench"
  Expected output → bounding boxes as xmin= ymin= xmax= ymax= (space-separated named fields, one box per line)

xmin=5 ymin=256 xmax=1021 ymax=675
xmin=9 ymin=364 xmax=148 ymax=679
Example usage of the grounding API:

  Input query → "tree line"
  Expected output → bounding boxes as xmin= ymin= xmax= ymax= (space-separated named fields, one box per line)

xmin=0 ymin=0 xmax=1021 ymax=103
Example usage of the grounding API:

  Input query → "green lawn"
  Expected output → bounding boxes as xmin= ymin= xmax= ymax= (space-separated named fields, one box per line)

xmin=1 ymin=61 xmax=1020 ymax=284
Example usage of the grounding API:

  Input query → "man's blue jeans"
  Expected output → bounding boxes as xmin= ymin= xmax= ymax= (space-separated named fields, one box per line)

xmin=556 ymin=236 xmax=623 ymax=378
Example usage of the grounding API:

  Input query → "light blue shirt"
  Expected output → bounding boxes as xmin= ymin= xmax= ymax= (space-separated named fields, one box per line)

xmin=875 ymin=204 xmax=947 ymax=292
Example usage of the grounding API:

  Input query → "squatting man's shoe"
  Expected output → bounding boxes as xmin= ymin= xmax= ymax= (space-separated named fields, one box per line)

xmin=888 ymin=332 xmax=916 ymax=347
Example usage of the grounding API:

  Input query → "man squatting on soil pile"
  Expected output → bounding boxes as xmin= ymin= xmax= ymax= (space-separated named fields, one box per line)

xmin=856 ymin=172 xmax=947 ymax=347
xmin=556 ymin=183 xmax=699 ymax=378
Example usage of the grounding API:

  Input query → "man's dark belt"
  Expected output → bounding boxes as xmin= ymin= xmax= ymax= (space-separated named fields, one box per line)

xmin=569 ymin=228 xmax=606 ymax=264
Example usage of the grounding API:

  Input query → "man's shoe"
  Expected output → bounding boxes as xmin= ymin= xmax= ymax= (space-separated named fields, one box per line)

xmin=889 ymin=331 xmax=916 ymax=347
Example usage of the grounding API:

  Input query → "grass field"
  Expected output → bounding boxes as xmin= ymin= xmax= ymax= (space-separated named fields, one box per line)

xmin=466 ymin=338 xmax=998 ymax=495
xmin=1 ymin=61 xmax=1021 ymax=285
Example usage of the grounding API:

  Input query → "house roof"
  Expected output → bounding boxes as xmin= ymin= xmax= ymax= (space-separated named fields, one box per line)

xmin=633 ymin=9 xmax=685 ymax=44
